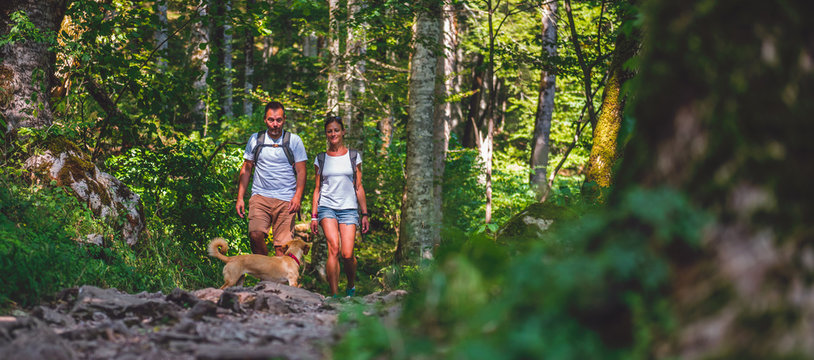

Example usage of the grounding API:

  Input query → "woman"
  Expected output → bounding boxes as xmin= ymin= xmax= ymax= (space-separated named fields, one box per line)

xmin=310 ymin=116 xmax=369 ymax=297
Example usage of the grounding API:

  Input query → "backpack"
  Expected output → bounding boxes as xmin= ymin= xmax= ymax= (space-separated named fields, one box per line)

xmin=316 ymin=149 xmax=359 ymax=191
xmin=251 ymin=130 xmax=296 ymax=176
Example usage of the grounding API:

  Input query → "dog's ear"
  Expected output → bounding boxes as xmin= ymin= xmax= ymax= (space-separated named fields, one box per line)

xmin=282 ymin=244 xmax=290 ymax=253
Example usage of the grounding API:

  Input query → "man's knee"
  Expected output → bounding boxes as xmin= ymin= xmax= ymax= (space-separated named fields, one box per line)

xmin=249 ymin=231 xmax=266 ymax=240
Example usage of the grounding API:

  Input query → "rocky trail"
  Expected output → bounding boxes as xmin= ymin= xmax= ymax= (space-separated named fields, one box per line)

xmin=0 ymin=283 xmax=406 ymax=360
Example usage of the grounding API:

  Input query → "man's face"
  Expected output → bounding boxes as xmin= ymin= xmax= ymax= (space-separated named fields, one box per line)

xmin=264 ymin=108 xmax=285 ymax=138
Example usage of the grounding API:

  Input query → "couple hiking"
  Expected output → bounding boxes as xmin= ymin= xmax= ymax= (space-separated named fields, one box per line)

xmin=235 ymin=101 xmax=369 ymax=297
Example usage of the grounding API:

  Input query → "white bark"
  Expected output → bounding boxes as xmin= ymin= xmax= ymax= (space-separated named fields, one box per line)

xmin=398 ymin=5 xmax=441 ymax=263
xmin=243 ymin=0 xmax=255 ymax=116
xmin=326 ymin=0 xmax=340 ymax=114
xmin=223 ymin=0 xmax=234 ymax=118
xmin=530 ymin=0 xmax=557 ymax=200
xmin=155 ymin=0 xmax=169 ymax=69
xmin=191 ymin=1 xmax=210 ymax=122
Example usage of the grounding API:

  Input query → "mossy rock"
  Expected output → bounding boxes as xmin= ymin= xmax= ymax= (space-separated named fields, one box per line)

xmin=495 ymin=202 xmax=579 ymax=245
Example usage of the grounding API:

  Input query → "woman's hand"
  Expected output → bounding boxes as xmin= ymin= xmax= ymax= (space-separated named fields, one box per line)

xmin=361 ymin=215 xmax=370 ymax=234
xmin=310 ymin=217 xmax=319 ymax=233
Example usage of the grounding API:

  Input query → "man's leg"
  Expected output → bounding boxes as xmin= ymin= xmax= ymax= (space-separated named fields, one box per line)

xmin=247 ymin=195 xmax=273 ymax=255
xmin=249 ymin=231 xmax=269 ymax=255
xmin=270 ymin=198 xmax=296 ymax=257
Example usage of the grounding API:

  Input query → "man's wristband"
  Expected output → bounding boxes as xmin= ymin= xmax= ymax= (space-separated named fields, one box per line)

xmin=361 ymin=213 xmax=369 ymax=217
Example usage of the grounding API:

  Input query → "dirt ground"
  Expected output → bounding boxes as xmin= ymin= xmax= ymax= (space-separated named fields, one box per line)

xmin=0 ymin=282 xmax=406 ymax=359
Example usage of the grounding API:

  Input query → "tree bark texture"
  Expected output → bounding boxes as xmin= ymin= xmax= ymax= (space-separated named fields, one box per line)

xmin=617 ymin=0 xmax=814 ymax=358
xmin=529 ymin=0 xmax=557 ymax=200
xmin=397 ymin=3 xmax=441 ymax=264
xmin=155 ymin=0 xmax=169 ymax=69
xmin=0 ymin=0 xmax=68 ymax=132
xmin=222 ymin=0 xmax=233 ymax=118
xmin=344 ymin=0 xmax=366 ymax=151
xmin=242 ymin=0 xmax=255 ymax=116
xmin=430 ymin=0 xmax=457 ymax=246
xmin=462 ymin=53 xmax=484 ymax=149
xmin=582 ymin=16 xmax=639 ymax=200
xmin=326 ymin=0 xmax=340 ymax=114
xmin=190 ymin=1 xmax=209 ymax=122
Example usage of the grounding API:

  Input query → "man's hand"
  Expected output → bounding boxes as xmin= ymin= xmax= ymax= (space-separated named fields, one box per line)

xmin=288 ymin=198 xmax=301 ymax=213
xmin=236 ymin=198 xmax=246 ymax=218
xmin=310 ymin=219 xmax=319 ymax=234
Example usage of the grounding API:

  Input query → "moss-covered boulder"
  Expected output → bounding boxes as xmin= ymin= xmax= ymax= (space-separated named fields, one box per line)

xmin=23 ymin=139 xmax=145 ymax=245
xmin=495 ymin=202 xmax=579 ymax=244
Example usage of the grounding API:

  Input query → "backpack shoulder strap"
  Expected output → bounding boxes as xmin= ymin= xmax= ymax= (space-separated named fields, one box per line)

xmin=281 ymin=131 xmax=295 ymax=166
xmin=252 ymin=130 xmax=266 ymax=164
xmin=317 ymin=152 xmax=326 ymax=185
xmin=348 ymin=149 xmax=358 ymax=191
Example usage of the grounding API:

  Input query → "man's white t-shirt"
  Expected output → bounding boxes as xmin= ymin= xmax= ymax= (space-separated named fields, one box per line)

xmin=315 ymin=151 xmax=361 ymax=209
xmin=243 ymin=131 xmax=308 ymax=202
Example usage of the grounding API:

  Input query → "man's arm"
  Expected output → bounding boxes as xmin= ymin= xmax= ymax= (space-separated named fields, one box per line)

xmin=236 ymin=160 xmax=254 ymax=218
xmin=288 ymin=161 xmax=307 ymax=213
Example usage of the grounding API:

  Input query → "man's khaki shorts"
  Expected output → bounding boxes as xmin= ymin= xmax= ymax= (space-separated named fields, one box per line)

xmin=248 ymin=194 xmax=295 ymax=247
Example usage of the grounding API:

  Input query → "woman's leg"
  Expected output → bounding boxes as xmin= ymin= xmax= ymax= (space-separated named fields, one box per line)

xmin=338 ymin=223 xmax=357 ymax=291
xmin=321 ymin=218 xmax=341 ymax=296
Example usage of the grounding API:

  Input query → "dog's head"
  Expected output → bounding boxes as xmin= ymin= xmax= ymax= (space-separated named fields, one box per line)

xmin=283 ymin=239 xmax=311 ymax=257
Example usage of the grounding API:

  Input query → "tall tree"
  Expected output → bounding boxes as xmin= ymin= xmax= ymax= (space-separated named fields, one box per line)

xmin=431 ymin=0 xmax=458 ymax=245
xmin=344 ymin=0 xmax=366 ymax=150
xmin=222 ymin=0 xmax=233 ymax=118
xmin=615 ymin=0 xmax=814 ymax=357
xmin=396 ymin=0 xmax=441 ymax=263
xmin=155 ymin=0 xmax=169 ymax=69
xmin=529 ymin=0 xmax=557 ymax=200
xmin=582 ymin=8 xmax=639 ymax=201
xmin=191 ymin=1 xmax=210 ymax=123
xmin=0 ymin=0 xmax=69 ymax=131
xmin=242 ymin=0 xmax=255 ymax=116
xmin=326 ymin=0 xmax=341 ymax=114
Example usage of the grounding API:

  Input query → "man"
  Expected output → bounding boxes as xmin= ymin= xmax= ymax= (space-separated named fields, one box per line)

xmin=236 ymin=101 xmax=307 ymax=256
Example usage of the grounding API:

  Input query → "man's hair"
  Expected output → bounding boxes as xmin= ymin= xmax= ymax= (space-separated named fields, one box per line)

xmin=264 ymin=101 xmax=286 ymax=116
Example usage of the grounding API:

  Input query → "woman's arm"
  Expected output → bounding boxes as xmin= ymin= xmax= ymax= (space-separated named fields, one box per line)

xmin=310 ymin=164 xmax=321 ymax=233
xmin=355 ymin=164 xmax=369 ymax=234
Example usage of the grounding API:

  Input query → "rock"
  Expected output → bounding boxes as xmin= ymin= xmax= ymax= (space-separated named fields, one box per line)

xmin=23 ymin=138 xmax=145 ymax=245
xmin=495 ymin=202 xmax=579 ymax=245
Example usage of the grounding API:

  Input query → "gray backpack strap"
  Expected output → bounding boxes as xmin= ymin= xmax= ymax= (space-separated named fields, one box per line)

xmin=281 ymin=130 xmax=297 ymax=176
xmin=252 ymin=130 xmax=266 ymax=164
xmin=317 ymin=152 xmax=326 ymax=185
xmin=348 ymin=149 xmax=358 ymax=191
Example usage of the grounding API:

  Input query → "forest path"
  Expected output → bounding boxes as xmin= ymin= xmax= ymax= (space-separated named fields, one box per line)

xmin=0 ymin=283 xmax=405 ymax=359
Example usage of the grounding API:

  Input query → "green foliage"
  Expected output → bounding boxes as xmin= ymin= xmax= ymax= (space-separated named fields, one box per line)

xmin=334 ymin=187 xmax=710 ymax=359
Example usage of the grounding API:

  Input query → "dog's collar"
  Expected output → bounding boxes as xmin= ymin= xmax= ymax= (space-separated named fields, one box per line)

xmin=287 ymin=253 xmax=301 ymax=266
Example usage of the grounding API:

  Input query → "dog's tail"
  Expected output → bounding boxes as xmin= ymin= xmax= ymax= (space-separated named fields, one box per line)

xmin=207 ymin=238 xmax=231 ymax=263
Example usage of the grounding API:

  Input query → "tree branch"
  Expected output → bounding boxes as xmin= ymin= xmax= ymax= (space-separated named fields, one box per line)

xmin=564 ymin=0 xmax=598 ymax=127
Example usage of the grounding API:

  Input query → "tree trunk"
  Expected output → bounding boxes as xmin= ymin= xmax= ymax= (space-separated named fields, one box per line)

xmin=222 ymin=0 xmax=233 ymax=118
xmin=462 ymin=54 xmax=484 ymax=149
xmin=326 ymin=0 xmax=341 ymax=114
xmin=396 ymin=3 xmax=441 ymax=264
xmin=0 ymin=0 xmax=68 ymax=132
xmin=582 ymin=23 xmax=639 ymax=201
xmin=344 ymin=0 xmax=365 ymax=150
xmin=483 ymin=0 xmax=497 ymax=224
xmin=430 ymin=0 xmax=457 ymax=246
xmin=529 ymin=0 xmax=557 ymax=201
xmin=155 ymin=0 xmax=169 ymax=69
xmin=242 ymin=0 xmax=255 ymax=116
xmin=616 ymin=0 xmax=814 ymax=357
xmin=191 ymin=1 xmax=209 ymax=123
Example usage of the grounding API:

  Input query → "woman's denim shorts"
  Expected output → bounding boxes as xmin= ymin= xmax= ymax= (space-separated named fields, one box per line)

xmin=317 ymin=206 xmax=359 ymax=226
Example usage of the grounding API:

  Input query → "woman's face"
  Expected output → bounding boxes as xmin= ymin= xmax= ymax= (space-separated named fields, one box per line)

xmin=325 ymin=121 xmax=345 ymax=146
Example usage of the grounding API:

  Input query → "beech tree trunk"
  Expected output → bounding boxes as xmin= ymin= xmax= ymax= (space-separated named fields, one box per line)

xmin=396 ymin=2 xmax=441 ymax=264
xmin=155 ymin=0 xmax=169 ymax=69
xmin=242 ymin=0 xmax=255 ymax=116
xmin=191 ymin=1 xmax=209 ymax=123
xmin=616 ymin=0 xmax=814 ymax=357
xmin=0 ymin=0 xmax=69 ymax=132
xmin=326 ymin=0 xmax=340 ymax=114
xmin=222 ymin=0 xmax=233 ymax=118
xmin=529 ymin=0 xmax=557 ymax=200
xmin=344 ymin=0 xmax=365 ymax=150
